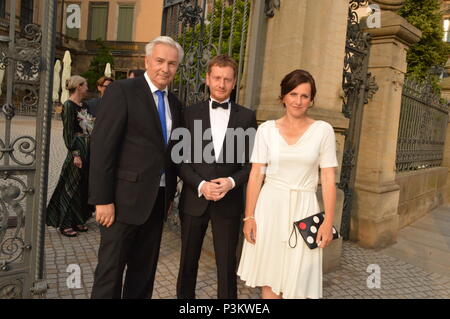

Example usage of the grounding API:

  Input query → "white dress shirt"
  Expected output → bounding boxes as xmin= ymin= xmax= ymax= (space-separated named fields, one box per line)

xmin=144 ymin=72 xmax=172 ymax=187
xmin=197 ymin=97 xmax=235 ymax=197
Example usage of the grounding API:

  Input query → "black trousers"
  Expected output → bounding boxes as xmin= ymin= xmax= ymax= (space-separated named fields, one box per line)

xmin=176 ymin=206 xmax=241 ymax=299
xmin=91 ymin=188 xmax=165 ymax=299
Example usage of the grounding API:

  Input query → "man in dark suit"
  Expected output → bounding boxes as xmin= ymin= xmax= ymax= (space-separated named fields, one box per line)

xmin=176 ymin=55 xmax=257 ymax=299
xmin=89 ymin=36 xmax=184 ymax=299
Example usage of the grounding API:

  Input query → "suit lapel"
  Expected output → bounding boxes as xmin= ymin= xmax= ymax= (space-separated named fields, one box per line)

xmin=168 ymin=92 xmax=181 ymax=131
xmin=197 ymin=101 xmax=213 ymax=158
xmin=217 ymin=102 xmax=239 ymax=163
xmin=167 ymin=93 xmax=181 ymax=149
xmin=227 ymin=102 xmax=239 ymax=130
xmin=135 ymin=76 xmax=166 ymax=149
xmin=200 ymin=101 xmax=211 ymax=132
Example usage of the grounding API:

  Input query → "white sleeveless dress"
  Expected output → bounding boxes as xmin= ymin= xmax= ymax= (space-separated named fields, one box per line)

xmin=237 ymin=120 xmax=338 ymax=299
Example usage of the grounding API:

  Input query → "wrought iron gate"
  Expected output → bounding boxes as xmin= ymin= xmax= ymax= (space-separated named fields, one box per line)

xmin=338 ymin=0 xmax=378 ymax=240
xmin=0 ymin=0 xmax=57 ymax=298
xmin=162 ymin=0 xmax=251 ymax=106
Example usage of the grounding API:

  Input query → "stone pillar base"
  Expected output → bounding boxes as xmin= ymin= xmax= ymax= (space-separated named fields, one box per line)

xmin=350 ymin=184 xmax=400 ymax=249
xmin=317 ymin=186 xmax=345 ymax=273
xmin=323 ymin=237 xmax=343 ymax=274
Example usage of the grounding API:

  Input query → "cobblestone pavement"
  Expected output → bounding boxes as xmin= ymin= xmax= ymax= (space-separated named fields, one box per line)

xmin=4 ymin=116 xmax=450 ymax=299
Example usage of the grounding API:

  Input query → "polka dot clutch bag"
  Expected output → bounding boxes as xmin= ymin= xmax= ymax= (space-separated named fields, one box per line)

xmin=289 ymin=212 xmax=339 ymax=249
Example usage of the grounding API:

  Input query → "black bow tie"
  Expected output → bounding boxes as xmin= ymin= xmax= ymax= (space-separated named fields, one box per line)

xmin=212 ymin=101 xmax=229 ymax=109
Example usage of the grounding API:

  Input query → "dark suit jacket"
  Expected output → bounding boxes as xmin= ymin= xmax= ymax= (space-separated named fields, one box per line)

xmin=179 ymin=100 xmax=257 ymax=217
xmin=88 ymin=76 xmax=182 ymax=225
xmin=85 ymin=97 xmax=101 ymax=118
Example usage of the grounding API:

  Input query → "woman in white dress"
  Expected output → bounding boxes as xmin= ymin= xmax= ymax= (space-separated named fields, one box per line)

xmin=237 ymin=69 xmax=338 ymax=299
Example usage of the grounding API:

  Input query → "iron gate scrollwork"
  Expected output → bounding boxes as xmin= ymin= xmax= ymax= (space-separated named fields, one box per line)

xmin=396 ymin=78 xmax=449 ymax=172
xmin=162 ymin=0 xmax=251 ymax=106
xmin=0 ymin=0 xmax=57 ymax=298
xmin=338 ymin=0 xmax=379 ymax=240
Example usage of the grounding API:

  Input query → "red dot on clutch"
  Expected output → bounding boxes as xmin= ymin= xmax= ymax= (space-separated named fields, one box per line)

xmin=299 ymin=222 xmax=307 ymax=230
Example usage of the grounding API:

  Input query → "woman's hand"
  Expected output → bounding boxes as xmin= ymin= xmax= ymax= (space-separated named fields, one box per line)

xmin=73 ymin=156 xmax=82 ymax=168
xmin=316 ymin=223 xmax=333 ymax=248
xmin=243 ymin=219 xmax=257 ymax=244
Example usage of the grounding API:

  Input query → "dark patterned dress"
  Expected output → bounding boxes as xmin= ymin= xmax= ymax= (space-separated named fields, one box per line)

xmin=46 ymin=100 xmax=93 ymax=229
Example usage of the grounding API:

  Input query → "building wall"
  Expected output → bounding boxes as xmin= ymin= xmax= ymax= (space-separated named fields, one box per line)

xmin=1 ymin=0 xmax=43 ymax=32
xmin=396 ymin=168 xmax=447 ymax=229
xmin=53 ymin=1 xmax=164 ymax=80
xmin=57 ymin=0 xmax=163 ymax=42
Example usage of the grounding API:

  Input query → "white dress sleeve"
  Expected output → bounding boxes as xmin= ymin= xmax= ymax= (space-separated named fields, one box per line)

xmin=319 ymin=122 xmax=338 ymax=168
xmin=250 ymin=121 xmax=269 ymax=164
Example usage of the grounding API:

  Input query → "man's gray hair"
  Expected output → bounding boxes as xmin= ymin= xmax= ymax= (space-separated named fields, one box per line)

xmin=145 ymin=36 xmax=184 ymax=64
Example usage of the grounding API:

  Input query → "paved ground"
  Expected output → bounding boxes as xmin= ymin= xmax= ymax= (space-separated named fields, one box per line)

xmin=382 ymin=205 xmax=450 ymax=278
xmin=3 ymin=116 xmax=450 ymax=299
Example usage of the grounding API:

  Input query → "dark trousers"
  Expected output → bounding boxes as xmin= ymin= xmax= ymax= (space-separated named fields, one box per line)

xmin=177 ymin=206 xmax=241 ymax=299
xmin=91 ymin=188 xmax=165 ymax=299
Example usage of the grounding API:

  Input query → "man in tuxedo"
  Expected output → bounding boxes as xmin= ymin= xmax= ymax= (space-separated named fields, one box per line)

xmin=177 ymin=54 xmax=257 ymax=299
xmin=89 ymin=36 xmax=183 ymax=299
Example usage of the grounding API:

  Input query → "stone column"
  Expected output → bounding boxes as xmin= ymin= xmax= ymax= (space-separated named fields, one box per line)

xmin=440 ymin=59 xmax=450 ymax=204
xmin=441 ymin=59 xmax=450 ymax=101
xmin=351 ymin=11 xmax=421 ymax=248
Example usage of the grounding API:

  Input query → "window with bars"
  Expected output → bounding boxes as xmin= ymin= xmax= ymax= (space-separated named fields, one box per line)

xmin=20 ymin=0 xmax=34 ymax=28
xmin=117 ymin=4 xmax=134 ymax=41
xmin=88 ymin=2 xmax=108 ymax=40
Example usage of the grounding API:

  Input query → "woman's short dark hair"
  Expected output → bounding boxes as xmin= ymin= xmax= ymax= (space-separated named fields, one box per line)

xmin=279 ymin=69 xmax=317 ymax=102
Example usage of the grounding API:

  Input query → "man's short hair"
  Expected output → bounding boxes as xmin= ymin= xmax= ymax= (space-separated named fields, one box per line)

xmin=145 ymin=36 xmax=184 ymax=64
xmin=207 ymin=54 xmax=238 ymax=79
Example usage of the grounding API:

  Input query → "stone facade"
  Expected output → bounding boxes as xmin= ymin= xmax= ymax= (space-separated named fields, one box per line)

xmin=440 ymin=59 xmax=450 ymax=204
xmin=53 ymin=0 xmax=160 ymax=79
xmin=0 ymin=1 xmax=160 ymax=86
xmin=396 ymin=168 xmax=447 ymax=229
xmin=351 ymin=11 xmax=421 ymax=249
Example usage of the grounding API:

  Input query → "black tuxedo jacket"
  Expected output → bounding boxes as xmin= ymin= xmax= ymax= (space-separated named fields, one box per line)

xmin=88 ymin=76 xmax=182 ymax=225
xmin=179 ymin=100 xmax=257 ymax=217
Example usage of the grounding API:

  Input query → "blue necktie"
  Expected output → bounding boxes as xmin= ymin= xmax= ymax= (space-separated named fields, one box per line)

xmin=155 ymin=90 xmax=168 ymax=145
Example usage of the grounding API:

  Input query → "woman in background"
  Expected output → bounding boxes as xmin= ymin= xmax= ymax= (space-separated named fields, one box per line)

xmin=46 ymin=75 xmax=94 ymax=237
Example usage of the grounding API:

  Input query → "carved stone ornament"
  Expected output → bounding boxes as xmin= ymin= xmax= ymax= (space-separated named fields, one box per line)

xmin=265 ymin=0 xmax=280 ymax=18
